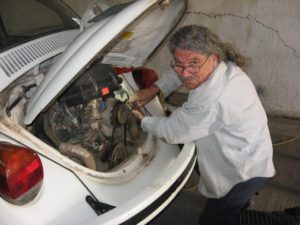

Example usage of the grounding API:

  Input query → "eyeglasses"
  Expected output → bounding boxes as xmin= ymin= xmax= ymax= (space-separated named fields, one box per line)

xmin=170 ymin=56 xmax=209 ymax=74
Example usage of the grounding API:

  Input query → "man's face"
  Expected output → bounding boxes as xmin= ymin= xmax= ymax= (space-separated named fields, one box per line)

xmin=172 ymin=48 xmax=217 ymax=90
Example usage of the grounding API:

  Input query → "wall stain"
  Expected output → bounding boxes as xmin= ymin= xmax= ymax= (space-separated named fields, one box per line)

xmin=186 ymin=11 xmax=300 ymax=59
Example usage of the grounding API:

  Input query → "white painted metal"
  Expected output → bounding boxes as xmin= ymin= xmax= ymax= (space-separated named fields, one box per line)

xmin=0 ymin=155 xmax=95 ymax=225
xmin=24 ymin=0 xmax=159 ymax=125
xmin=102 ymin=0 xmax=186 ymax=67
xmin=80 ymin=142 xmax=196 ymax=225
xmin=0 ymin=1 xmax=197 ymax=224
xmin=0 ymin=30 xmax=79 ymax=92
xmin=0 ymin=137 xmax=194 ymax=225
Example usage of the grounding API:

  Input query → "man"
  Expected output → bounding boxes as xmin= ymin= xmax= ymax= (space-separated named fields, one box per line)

xmin=129 ymin=25 xmax=275 ymax=225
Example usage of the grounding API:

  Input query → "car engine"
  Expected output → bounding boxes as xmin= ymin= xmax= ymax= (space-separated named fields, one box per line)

xmin=33 ymin=63 xmax=141 ymax=171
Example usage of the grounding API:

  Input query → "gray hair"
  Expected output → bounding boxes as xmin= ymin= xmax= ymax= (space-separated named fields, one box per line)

xmin=169 ymin=25 xmax=250 ymax=70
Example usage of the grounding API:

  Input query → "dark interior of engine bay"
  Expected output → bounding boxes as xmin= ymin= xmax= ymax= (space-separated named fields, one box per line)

xmin=33 ymin=63 xmax=145 ymax=172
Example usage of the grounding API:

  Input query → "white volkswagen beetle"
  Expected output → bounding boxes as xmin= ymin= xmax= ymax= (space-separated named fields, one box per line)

xmin=0 ymin=0 xmax=196 ymax=224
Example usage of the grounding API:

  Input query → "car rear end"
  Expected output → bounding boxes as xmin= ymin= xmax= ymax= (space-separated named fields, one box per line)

xmin=0 ymin=137 xmax=97 ymax=225
xmin=0 ymin=0 xmax=196 ymax=224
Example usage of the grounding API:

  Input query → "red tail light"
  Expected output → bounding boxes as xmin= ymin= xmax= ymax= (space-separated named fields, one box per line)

xmin=0 ymin=142 xmax=43 ymax=205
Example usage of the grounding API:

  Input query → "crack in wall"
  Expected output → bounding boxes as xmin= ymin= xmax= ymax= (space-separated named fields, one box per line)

xmin=187 ymin=11 xmax=300 ymax=59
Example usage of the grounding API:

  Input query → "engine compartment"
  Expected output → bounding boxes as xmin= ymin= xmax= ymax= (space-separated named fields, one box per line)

xmin=31 ymin=63 xmax=145 ymax=172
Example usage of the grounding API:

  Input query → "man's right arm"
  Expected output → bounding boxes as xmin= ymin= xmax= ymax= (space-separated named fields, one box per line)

xmin=129 ymin=69 xmax=182 ymax=108
xmin=154 ymin=69 xmax=182 ymax=97
xmin=129 ymin=84 xmax=160 ymax=109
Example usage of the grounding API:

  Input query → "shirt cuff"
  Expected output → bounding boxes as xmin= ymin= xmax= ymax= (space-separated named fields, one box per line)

xmin=141 ymin=116 xmax=151 ymax=132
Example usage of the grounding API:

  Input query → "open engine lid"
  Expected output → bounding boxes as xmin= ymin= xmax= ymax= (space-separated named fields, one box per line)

xmin=23 ymin=0 xmax=187 ymax=125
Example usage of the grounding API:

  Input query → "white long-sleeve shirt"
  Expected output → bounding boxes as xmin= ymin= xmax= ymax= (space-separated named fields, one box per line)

xmin=141 ymin=61 xmax=275 ymax=198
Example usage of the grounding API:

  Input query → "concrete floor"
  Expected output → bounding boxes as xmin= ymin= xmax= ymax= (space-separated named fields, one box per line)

xmin=150 ymin=116 xmax=300 ymax=225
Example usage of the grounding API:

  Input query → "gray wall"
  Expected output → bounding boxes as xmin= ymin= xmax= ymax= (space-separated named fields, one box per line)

xmin=64 ymin=0 xmax=93 ymax=16
xmin=65 ymin=0 xmax=300 ymax=118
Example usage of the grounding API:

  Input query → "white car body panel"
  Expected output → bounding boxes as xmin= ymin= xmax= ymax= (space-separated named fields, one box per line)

xmin=102 ymin=0 xmax=186 ymax=67
xmin=0 ymin=0 xmax=196 ymax=224
xmin=0 ymin=30 xmax=79 ymax=92
xmin=24 ymin=0 xmax=159 ymax=125
xmin=0 ymin=152 xmax=95 ymax=225
xmin=81 ymin=142 xmax=196 ymax=225
xmin=0 ymin=115 xmax=195 ymax=225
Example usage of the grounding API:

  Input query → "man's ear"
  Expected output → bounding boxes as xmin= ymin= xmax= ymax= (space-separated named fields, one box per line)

xmin=210 ymin=54 xmax=219 ymax=69
xmin=211 ymin=54 xmax=219 ymax=63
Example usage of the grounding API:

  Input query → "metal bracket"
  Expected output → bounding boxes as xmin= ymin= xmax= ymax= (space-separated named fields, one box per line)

xmin=158 ymin=0 xmax=170 ymax=9
xmin=86 ymin=195 xmax=115 ymax=215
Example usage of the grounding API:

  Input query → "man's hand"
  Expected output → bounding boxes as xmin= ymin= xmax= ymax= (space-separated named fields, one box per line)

xmin=128 ymin=85 xmax=161 ymax=109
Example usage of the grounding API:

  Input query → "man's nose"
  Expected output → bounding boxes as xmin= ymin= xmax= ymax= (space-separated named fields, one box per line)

xmin=180 ymin=69 xmax=191 ymax=77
